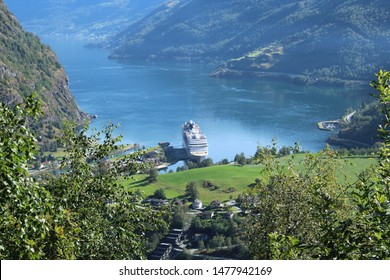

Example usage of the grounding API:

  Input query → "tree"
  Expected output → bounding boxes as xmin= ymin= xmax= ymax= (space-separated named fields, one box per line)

xmin=244 ymin=147 xmax=343 ymax=259
xmin=208 ymin=234 xmax=225 ymax=250
xmin=244 ymin=70 xmax=390 ymax=260
xmin=278 ymin=146 xmax=291 ymax=156
xmin=43 ymin=122 xmax=170 ymax=259
xmin=200 ymin=158 xmax=214 ymax=167
xmin=171 ymin=205 xmax=187 ymax=229
xmin=219 ymin=158 xmax=229 ymax=165
xmin=198 ymin=240 xmax=205 ymax=251
xmin=293 ymin=142 xmax=301 ymax=154
xmin=301 ymin=70 xmax=390 ymax=259
xmin=0 ymin=95 xmax=55 ymax=259
xmin=148 ymin=168 xmax=159 ymax=183
xmin=302 ymin=71 xmax=390 ymax=259
xmin=185 ymin=181 xmax=199 ymax=201
xmin=234 ymin=153 xmax=246 ymax=166
xmin=345 ymin=70 xmax=390 ymax=259
xmin=0 ymin=95 xmax=170 ymax=259
xmin=153 ymin=189 xmax=166 ymax=200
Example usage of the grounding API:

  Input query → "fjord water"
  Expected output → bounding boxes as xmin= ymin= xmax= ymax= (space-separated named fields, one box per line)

xmin=47 ymin=38 xmax=367 ymax=161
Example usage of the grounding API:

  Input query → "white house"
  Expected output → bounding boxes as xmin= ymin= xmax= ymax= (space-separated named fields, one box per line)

xmin=192 ymin=199 xmax=203 ymax=209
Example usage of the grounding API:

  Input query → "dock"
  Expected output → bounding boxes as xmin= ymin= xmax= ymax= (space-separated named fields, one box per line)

xmin=317 ymin=120 xmax=340 ymax=131
xmin=317 ymin=111 xmax=355 ymax=131
xmin=159 ymin=142 xmax=189 ymax=161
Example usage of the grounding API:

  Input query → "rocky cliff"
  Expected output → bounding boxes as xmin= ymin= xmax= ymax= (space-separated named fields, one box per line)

xmin=0 ymin=0 xmax=86 ymax=141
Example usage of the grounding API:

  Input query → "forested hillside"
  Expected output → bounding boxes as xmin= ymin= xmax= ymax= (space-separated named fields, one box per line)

xmin=328 ymin=101 xmax=385 ymax=148
xmin=4 ymin=0 xmax=165 ymax=41
xmin=0 ymin=0 xmax=86 ymax=143
xmin=110 ymin=0 xmax=390 ymax=85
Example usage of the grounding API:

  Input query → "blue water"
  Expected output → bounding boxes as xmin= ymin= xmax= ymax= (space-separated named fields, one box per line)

xmin=45 ymin=38 xmax=368 ymax=161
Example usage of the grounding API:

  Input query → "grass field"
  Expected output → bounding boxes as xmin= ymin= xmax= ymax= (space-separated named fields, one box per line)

xmin=122 ymin=155 xmax=378 ymax=204
xmin=43 ymin=147 xmax=67 ymax=159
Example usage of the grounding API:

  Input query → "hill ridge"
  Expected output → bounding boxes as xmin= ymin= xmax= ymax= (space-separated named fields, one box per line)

xmin=109 ymin=0 xmax=390 ymax=85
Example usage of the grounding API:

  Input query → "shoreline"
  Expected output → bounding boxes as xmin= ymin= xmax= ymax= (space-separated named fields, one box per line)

xmin=209 ymin=67 xmax=368 ymax=87
xmin=317 ymin=120 xmax=340 ymax=131
xmin=326 ymin=135 xmax=373 ymax=149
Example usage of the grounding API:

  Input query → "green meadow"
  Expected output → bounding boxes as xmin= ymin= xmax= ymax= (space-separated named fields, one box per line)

xmin=122 ymin=155 xmax=377 ymax=205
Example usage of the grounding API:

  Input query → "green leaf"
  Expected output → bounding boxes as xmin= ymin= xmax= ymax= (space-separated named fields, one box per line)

xmin=288 ymin=236 xmax=300 ymax=246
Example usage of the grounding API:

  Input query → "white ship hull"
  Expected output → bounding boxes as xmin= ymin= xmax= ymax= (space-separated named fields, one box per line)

xmin=182 ymin=120 xmax=208 ymax=162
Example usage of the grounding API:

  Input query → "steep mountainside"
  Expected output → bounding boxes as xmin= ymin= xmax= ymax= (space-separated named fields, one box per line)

xmin=4 ymin=0 xmax=165 ymax=41
xmin=110 ymin=0 xmax=390 ymax=85
xmin=0 ymin=0 xmax=86 ymax=141
xmin=328 ymin=101 xmax=384 ymax=148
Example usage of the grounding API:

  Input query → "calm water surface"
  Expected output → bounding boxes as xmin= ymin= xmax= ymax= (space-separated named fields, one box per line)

xmin=45 ymin=38 xmax=368 ymax=161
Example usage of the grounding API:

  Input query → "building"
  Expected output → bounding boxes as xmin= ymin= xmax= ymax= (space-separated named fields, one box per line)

xmin=210 ymin=200 xmax=223 ymax=208
xmin=192 ymin=199 xmax=203 ymax=209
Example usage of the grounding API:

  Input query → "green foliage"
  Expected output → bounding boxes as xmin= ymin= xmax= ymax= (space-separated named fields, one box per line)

xmin=332 ymin=101 xmax=384 ymax=148
xmin=0 ymin=96 xmax=169 ymax=259
xmin=125 ymin=157 xmax=373 ymax=204
xmin=185 ymin=181 xmax=199 ymax=201
xmin=234 ymin=153 xmax=247 ymax=166
xmin=171 ymin=205 xmax=187 ymax=229
xmin=153 ymin=188 xmax=166 ymax=200
xmin=245 ymin=70 xmax=390 ymax=260
xmin=148 ymin=168 xmax=159 ymax=183
xmin=245 ymin=146 xmax=344 ymax=259
xmin=188 ymin=213 xmax=248 ymax=258
xmin=190 ymin=215 xmax=239 ymax=240
xmin=43 ymin=122 xmax=169 ymax=259
xmin=352 ymin=70 xmax=390 ymax=258
xmin=0 ymin=94 xmax=53 ymax=259
xmin=185 ymin=158 xmax=215 ymax=170
xmin=306 ymin=71 xmax=390 ymax=259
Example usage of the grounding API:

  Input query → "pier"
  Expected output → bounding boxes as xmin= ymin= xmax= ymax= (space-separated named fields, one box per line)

xmin=159 ymin=142 xmax=190 ymax=161
xmin=317 ymin=111 xmax=356 ymax=131
xmin=317 ymin=120 xmax=340 ymax=131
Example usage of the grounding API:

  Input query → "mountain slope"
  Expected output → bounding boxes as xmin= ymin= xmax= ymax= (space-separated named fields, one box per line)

xmin=110 ymin=0 xmax=390 ymax=85
xmin=327 ymin=101 xmax=384 ymax=148
xmin=4 ymin=0 xmax=165 ymax=41
xmin=0 ymin=0 xmax=86 ymax=141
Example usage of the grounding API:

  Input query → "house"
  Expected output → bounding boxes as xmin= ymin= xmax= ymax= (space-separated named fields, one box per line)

xmin=210 ymin=200 xmax=223 ymax=209
xmin=149 ymin=199 xmax=168 ymax=207
xmin=193 ymin=233 xmax=209 ymax=241
xmin=149 ymin=243 xmax=172 ymax=260
xmin=224 ymin=211 xmax=234 ymax=219
xmin=201 ymin=211 xmax=215 ymax=220
xmin=149 ymin=229 xmax=184 ymax=260
xmin=192 ymin=199 xmax=203 ymax=209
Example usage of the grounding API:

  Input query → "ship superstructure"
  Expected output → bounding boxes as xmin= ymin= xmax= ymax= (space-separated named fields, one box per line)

xmin=182 ymin=120 xmax=208 ymax=162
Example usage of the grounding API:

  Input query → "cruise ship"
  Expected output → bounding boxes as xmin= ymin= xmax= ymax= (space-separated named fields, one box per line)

xmin=182 ymin=120 xmax=208 ymax=162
